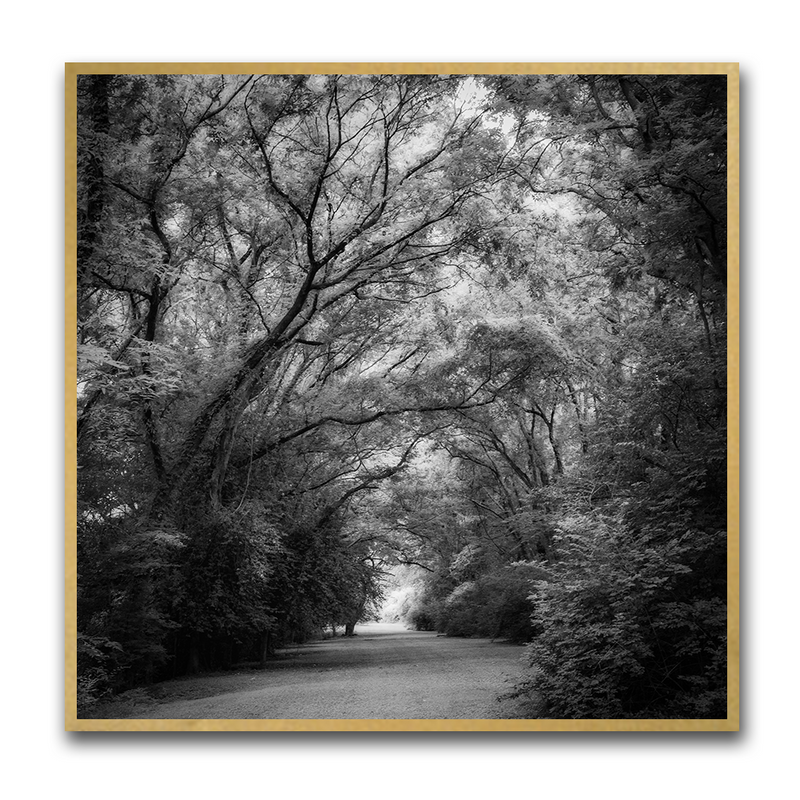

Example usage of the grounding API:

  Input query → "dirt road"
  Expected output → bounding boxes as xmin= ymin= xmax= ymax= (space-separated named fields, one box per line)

xmin=102 ymin=622 xmax=528 ymax=720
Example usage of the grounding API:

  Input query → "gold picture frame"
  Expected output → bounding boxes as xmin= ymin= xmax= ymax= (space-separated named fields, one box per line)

xmin=66 ymin=62 xmax=739 ymax=732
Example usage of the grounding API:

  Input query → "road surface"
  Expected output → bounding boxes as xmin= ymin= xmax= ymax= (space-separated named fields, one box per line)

xmin=101 ymin=622 xmax=528 ymax=719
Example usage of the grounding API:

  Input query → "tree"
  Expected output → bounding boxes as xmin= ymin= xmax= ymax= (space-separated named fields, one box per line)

xmin=77 ymin=73 xmax=513 ymax=690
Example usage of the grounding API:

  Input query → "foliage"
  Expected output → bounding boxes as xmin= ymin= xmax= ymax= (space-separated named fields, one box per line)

xmin=438 ymin=562 xmax=550 ymax=641
xmin=76 ymin=633 xmax=125 ymax=714
xmin=77 ymin=516 xmax=185 ymax=686
xmin=519 ymin=516 xmax=726 ymax=718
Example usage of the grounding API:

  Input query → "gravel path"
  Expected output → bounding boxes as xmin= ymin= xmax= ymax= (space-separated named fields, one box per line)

xmin=99 ymin=622 xmax=528 ymax=719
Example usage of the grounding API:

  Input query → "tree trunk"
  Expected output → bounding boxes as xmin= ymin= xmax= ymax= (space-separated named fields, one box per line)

xmin=259 ymin=631 xmax=273 ymax=666
xmin=77 ymin=75 xmax=111 ymax=281
xmin=187 ymin=634 xmax=202 ymax=674
xmin=544 ymin=416 xmax=564 ymax=477
xmin=154 ymin=336 xmax=283 ymax=518
xmin=566 ymin=380 xmax=588 ymax=455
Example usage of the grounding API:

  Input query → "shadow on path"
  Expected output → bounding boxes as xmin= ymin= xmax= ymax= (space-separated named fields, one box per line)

xmin=94 ymin=622 xmax=529 ymax=720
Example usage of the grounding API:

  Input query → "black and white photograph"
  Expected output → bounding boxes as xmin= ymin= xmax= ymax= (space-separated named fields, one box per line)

xmin=70 ymin=67 xmax=735 ymax=728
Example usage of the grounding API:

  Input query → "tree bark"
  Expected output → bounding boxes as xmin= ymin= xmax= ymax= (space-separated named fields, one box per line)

xmin=187 ymin=635 xmax=202 ymax=674
xmin=260 ymin=631 xmax=273 ymax=666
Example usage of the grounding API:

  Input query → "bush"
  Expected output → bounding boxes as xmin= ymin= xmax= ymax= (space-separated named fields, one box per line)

xmin=77 ymin=518 xmax=186 ymax=687
xmin=434 ymin=562 xmax=549 ymax=641
xmin=407 ymin=596 xmax=441 ymax=631
xmin=518 ymin=515 xmax=726 ymax=718
xmin=76 ymin=633 xmax=125 ymax=715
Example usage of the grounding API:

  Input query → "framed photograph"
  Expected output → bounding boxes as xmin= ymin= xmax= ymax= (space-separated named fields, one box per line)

xmin=66 ymin=63 xmax=739 ymax=731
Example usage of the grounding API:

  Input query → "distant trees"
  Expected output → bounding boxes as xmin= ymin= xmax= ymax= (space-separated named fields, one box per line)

xmin=76 ymin=72 xmax=728 ymax=719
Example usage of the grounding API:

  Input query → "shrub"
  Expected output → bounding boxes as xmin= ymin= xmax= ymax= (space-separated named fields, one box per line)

xmin=436 ymin=562 xmax=549 ymax=641
xmin=76 ymin=633 xmax=125 ymax=715
xmin=407 ymin=596 xmax=441 ymax=631
xmin=518 ymin=515 xmax=726 ymax=718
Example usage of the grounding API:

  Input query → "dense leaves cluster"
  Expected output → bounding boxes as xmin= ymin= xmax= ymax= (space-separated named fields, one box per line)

xmin=520 ymin=516 xmax=725 ymax=718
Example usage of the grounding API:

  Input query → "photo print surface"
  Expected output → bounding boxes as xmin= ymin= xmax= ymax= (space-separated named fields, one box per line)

xmin=69 ymin=65 xmax=737 ymax=731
